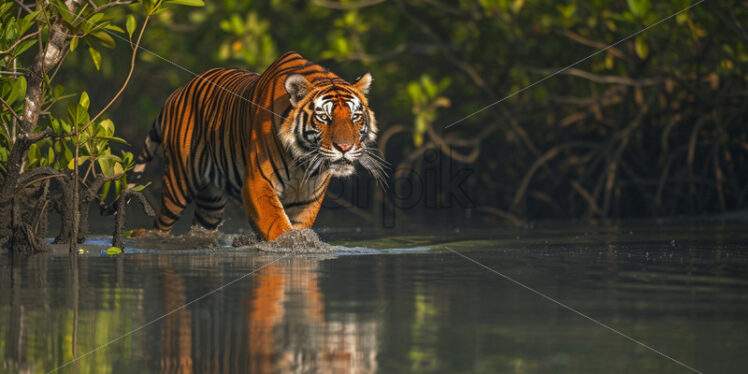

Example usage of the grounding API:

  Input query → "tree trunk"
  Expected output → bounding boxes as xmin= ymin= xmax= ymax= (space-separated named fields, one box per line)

xmin=0 ymin=7 xmax=73 ymax=252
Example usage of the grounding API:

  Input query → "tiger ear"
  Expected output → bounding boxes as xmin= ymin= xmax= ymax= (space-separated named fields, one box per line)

xmin=285 ymin=74 xmax=311 ymax=106
xmin=353 ymin=73 xmax=372 ymax=95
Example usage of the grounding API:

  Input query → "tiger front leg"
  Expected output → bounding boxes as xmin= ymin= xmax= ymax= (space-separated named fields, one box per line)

xmin=285 ymin=194 xmax=328 ymax=231
xmin=241 ymin=170 xmax=293 ymax=241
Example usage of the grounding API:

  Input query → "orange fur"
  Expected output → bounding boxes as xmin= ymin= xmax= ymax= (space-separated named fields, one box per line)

xmin=133 ymin=52 xmax=379 ymax=240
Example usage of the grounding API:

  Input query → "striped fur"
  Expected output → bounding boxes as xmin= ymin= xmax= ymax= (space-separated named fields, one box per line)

xmin=130 ymin=52 xmax=384 ymax=240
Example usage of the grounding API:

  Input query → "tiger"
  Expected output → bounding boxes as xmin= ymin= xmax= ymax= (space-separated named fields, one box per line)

xmin=129 ymin=52 xmax=386 ymax=241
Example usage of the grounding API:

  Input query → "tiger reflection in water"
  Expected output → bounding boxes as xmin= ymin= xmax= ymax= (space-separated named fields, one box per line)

xmin=157 ymin=258 xmax=378 ymax=374
xmin=246 ymin=259 xmax=378 ymax=374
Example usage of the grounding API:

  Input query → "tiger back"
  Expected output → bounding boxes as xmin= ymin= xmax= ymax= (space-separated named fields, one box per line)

xmin=131 ymin=52 xmax=384 ymax=240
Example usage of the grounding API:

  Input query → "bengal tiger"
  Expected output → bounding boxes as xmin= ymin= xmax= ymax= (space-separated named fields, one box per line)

xmin=129 ymin=52 xmax=385 ymax=241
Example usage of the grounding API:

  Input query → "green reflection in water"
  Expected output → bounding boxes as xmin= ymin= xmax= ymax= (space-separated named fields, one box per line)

xmin=1 ymin=224 xmax=748 ymax=373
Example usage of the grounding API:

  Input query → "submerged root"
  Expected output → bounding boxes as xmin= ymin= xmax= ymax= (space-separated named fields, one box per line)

xmin=11 ymin=223 xmax=50 ymax=255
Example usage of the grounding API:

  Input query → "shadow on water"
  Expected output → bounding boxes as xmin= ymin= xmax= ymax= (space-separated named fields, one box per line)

xmin=2 ymin=222 xmax=748 ymax=373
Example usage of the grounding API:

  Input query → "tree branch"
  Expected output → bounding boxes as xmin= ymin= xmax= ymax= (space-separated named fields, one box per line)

xmin=12 ymin=0 xmax=33 ymax=14
xmin=0 ymin=96 xmax=22 ymax=122
xmin=92 ymin=1 xmax=138 ymax=14
xmin=525 ymin=67 xmax=662 ymax=87
xmin=561 ymin=29 xmax=626 ymax=59
xmin=0 ymin=30 xmax=40 ymax=57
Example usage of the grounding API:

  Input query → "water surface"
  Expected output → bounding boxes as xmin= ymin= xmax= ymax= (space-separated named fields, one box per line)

xmin=2 ymin=223 xmax=748 ymax=373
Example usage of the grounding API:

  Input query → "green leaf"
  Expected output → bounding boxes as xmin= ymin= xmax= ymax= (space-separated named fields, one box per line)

xmin=131 ymin=182 xmax=151 ymax=192
xmin=91 ymin=31 xmax=116 ymax=48
xmin=17 ymin=11 xmax=40 ymax=35
xmin=97 ymin=135 xmax=129 ymax=145
xmin=70 ymin=36 xmax=79 ymax=52
xmin=53 ymin=85 xmax=64 ymax=98
xmin=67 ymin=156 xmax=89 ymax=170
xmin=98 ymin=119 xmax=115 ymax=136
xmin=0 ymin=2 xmax=13 ymax=16
xmin=627 ymin=0 xmax=650 ymax=17
xmin=126 ymin=15 xmax=136 ymax=39
xmin=13 ymin=39 xmax=37 ymax=57
xmin=97 ymin=154 xmax=122 ymax=161
xmin=61 ymin=119 xmax=72 ymax=134
xmin=113 ymin=162 xmax=125 ymax=176
xmin=88 ymin=46 xmax=102 ymax=70
xmin=121 ymin=151 xmax=134 ymax=165
xmin=143 ymin=0 xmax=156 ymax=13
xmin=87 ymin=13 xmax=105 ymax=27
xmin=99 ymin=158 xmax=113 ymax=177
xmin=63 ymin=143 xmax=72 ymax=161
xmin=28 ymin=143 xmax=41 ymax=165
xmin=99 ymin=180 xmax=111 ymax=200
xmin=8 ymin=76 xmax=26 ymax=105
xmin=106 ymin=246 xmax=122 ymax=255
xmin=166 ymin=0 xmax=205 ymax=7
xmin=635 ymin=35 xmax=649 ymax=59
xmin=4 ymin=18 xmax=17 ymax=42
xmin=55 ymin=0 xmax=74 ymax=24
xmin=104 ymin=24 xmax=125 ymax=34
xmin=51 ymin=118 xmax=61 ymax=134
xmin=79 ymin=91 xmax=90 ymax=110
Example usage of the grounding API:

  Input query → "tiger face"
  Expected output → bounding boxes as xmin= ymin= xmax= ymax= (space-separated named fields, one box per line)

xmin=279 ymin=73 xmax=386 ymax=184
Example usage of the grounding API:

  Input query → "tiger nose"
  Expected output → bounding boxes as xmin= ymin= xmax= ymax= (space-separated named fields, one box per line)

xmin=334 ymin=143 xmax=353 ymax=153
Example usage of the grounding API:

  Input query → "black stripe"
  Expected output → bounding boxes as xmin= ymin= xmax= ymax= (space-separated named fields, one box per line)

xmin=263 ymin=137 xmax=286 ymax=189
xmin=254 ymin=153 xmax=274 ymax=186
xmin=157 ymin=215 xmax=175 ymax=227
xmin=284 ymin=199 xmax=317 ymax=209
xmin=197 ymin=193 xmax=224 ymax=203
xmin=271 ymin=129 xmax=291 ymax=180
xmin=161 ymin=207 xmax=181 ymax=221
xmin=194 ymin=213 xmax=218 ymax=229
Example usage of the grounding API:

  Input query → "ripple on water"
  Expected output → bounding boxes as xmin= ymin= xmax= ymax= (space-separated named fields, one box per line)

xmin=79 ymin=227 xmax=426 ymax=255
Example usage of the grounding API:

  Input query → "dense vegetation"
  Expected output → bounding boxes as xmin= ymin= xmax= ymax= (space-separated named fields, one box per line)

xmin=0 ymin=0 xmax=200 ymax=253
xmin=1 ymin=0 xmax=746 ymax=251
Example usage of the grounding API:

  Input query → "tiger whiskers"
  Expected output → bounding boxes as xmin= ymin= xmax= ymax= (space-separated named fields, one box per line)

xmin=292 ymin=145 xmax=387 ymax=187
xmin=292 ymin=149 xmax=317 ymax=168
xmin=303 ymin=154 xmax=327 ymax=184
xmin=360 ymin=148 xmax=389 ymax=189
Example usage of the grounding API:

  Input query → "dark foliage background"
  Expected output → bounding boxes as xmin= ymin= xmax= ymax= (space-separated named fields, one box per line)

xmin=9 ymin=0 xmax=748 ymax=231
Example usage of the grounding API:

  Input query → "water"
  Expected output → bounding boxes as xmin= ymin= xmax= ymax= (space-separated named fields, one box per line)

xmin=2 ymin=222 xmax=748 ymax=373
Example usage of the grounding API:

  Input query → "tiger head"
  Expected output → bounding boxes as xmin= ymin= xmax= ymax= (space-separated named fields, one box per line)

xmin=279 ymin=73 xmax=386 ymax=184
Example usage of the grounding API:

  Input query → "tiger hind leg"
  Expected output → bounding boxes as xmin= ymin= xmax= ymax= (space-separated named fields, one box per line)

xmin=193 ymin=184 xmax=226 ymax=230
xmin=155 ymin=166 xmax=191 ymax=232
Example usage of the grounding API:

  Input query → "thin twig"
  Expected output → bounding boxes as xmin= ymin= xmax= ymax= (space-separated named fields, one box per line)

xmin=0 ymin=71 xmax=26 ymax=77
xmin=561 ymin=29 xmax=626 ymax=59
xmin=82 ymin=13 xmax=150 ymax=132
xmin=0 ymin=96 xmax=22 ymax=122
xmin=11 ymin=173 xmax=63 ymax=199
xmin=0 ymin=30 xmax=40 ymax=57
xmin=12 ymin=0 xmax=33 ymax=14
